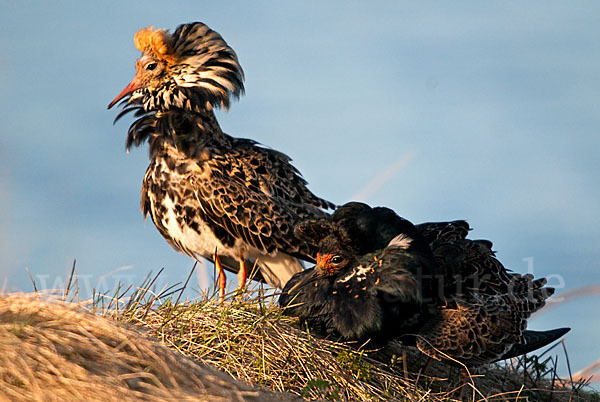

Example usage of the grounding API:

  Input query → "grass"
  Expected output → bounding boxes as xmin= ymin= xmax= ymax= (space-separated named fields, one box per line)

xmin=5 ymin=264 xmax=598 ymax=401
xmin=104 ymin=268 xmax=594 ymax=401
xmin=119 ymin=291 xmax=425 ymax=400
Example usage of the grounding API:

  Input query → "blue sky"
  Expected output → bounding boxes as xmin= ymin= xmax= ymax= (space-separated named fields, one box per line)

xmin=1 ymin=1 xmax=599 ymax=378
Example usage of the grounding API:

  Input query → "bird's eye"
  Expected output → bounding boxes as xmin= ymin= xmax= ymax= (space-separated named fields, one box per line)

xmin=331 ymin=256 xmax=343 ymax=265
xmin=146 ymin=62 xmax=158 ymax=71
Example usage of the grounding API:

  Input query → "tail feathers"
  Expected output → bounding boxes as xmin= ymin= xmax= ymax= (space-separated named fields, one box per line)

xmin=499 ymin=327 xmax=571 ymax=360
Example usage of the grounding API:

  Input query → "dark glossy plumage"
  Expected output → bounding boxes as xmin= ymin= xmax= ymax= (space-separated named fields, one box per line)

xmin=109 ymin=22 xmax=335 ymax=288
xmin=280 ymin=202 xmax=569 ymax=366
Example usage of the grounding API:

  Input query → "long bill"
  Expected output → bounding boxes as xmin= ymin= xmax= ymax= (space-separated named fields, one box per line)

xmin=107 ymin=78 xmax=142 ymax=109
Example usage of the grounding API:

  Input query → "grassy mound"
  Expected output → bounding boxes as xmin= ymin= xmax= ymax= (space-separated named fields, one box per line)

xmin=0 ymin=278 xmax=595 ymax=401
xmin=111 ymin=279 xmax=591 ymax=401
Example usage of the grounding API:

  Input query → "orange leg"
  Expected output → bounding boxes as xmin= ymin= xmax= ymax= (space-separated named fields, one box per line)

xmin=213 ymin=250 xmax=226 ymax=300
xmin=458 ymin=368 xmax=469 ymax=400
xmin=237 ymin=260 xmax=247 ymax=290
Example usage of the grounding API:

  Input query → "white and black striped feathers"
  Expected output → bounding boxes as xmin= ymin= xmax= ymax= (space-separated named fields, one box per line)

xmin=280 ymin=202 xmax=569 ymax=367
xmin=109 ymin=22 xmax=335 ymax=288
xmin=110 ymin=23 xmax=244 ymax=114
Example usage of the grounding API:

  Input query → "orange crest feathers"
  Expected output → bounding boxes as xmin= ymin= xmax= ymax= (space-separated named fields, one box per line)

xmin=133 ymin=26 xmax=177 ymax=64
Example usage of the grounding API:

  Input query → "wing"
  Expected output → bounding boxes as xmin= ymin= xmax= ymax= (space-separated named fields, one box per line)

xmin=428 ymin=231 xmax=551 ymax=303
xmin=413 ymin=219 xmax=559 ymax=366
xmin=414 ymin=219 xmax=538 ymax=299
xmin=416 ymin=280 xmax=553 ymax=367
xmin=415 ymin=295 xmax=523 ymax=366
xmin=415 ymin=220 xmax=470 ymax=244
xmin=190 ymin=137 xmax=335 ymax=259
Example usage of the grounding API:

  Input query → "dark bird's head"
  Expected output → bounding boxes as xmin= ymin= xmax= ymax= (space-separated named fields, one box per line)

xmin=295 ymin=202 xmax=432 ymax=277
xmin=108 ymin=22 xmax=244 ymax=113
xmin=295 ymin=218 xmax=360 ymax=277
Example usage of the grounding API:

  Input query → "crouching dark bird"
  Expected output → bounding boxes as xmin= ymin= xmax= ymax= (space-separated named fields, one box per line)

xmin=280 ymin=202 xmax=570 ymax=367
xmin=108 ymin=22 xmax=335 ymax=296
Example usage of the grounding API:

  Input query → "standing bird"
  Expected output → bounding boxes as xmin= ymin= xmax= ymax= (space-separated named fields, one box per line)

xmin=108 ymin=22 xmax=335 ymax=296
xmin=280 ymin=202 xmax=570 ymax=367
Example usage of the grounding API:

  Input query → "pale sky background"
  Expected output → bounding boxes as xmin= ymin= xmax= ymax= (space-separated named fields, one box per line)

xmin=1 ymin=1 xmax=599 ymax=379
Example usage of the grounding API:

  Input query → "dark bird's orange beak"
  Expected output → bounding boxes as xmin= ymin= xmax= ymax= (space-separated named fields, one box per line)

xmin=107 ymin=77 xmax=142 ymax=109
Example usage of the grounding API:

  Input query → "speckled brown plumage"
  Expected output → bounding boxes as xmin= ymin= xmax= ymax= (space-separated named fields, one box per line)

xmin=280 ymin=202 xmax=569 ymax=367
xmin=109 ymin=22 xmax=334 ymax=288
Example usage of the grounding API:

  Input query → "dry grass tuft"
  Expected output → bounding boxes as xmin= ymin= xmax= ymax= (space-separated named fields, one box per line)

xmin=0 ymin=292 xmax=292 ymax=402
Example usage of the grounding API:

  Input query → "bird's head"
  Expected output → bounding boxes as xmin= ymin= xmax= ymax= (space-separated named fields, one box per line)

xmin=314 ymin=240 xmax=355 ymax=277
xmin=108 ymin=22 xmax=244 ymax=113
xmin=295 ymin=218 xmax=359 ymax=277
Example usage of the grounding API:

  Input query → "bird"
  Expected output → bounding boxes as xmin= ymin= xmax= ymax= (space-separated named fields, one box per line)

xmin=108 ymin=22 xmax=335 ymax=297
xmin=280 ymin=202 xmax=570 ymax=367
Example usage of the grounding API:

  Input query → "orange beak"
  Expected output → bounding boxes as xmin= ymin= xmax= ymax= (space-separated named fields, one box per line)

xmin=107 ymin=77 xmax=142 ymax=109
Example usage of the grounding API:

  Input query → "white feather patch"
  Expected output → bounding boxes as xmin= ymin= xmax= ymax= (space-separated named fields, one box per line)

xmin=336 ymin=264 xmax=371 ymax=284
xmin=387 ymin=233 xmax=413 ymax=249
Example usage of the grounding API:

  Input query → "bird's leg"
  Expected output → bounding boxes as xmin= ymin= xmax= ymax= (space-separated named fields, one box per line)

xmin=213 ymin=249 xmax=226 ymax=301
xmin=237 ymin=260 xmax=247 ymax=290
xmin=458 ymin=368 xmax=469 ymax=401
